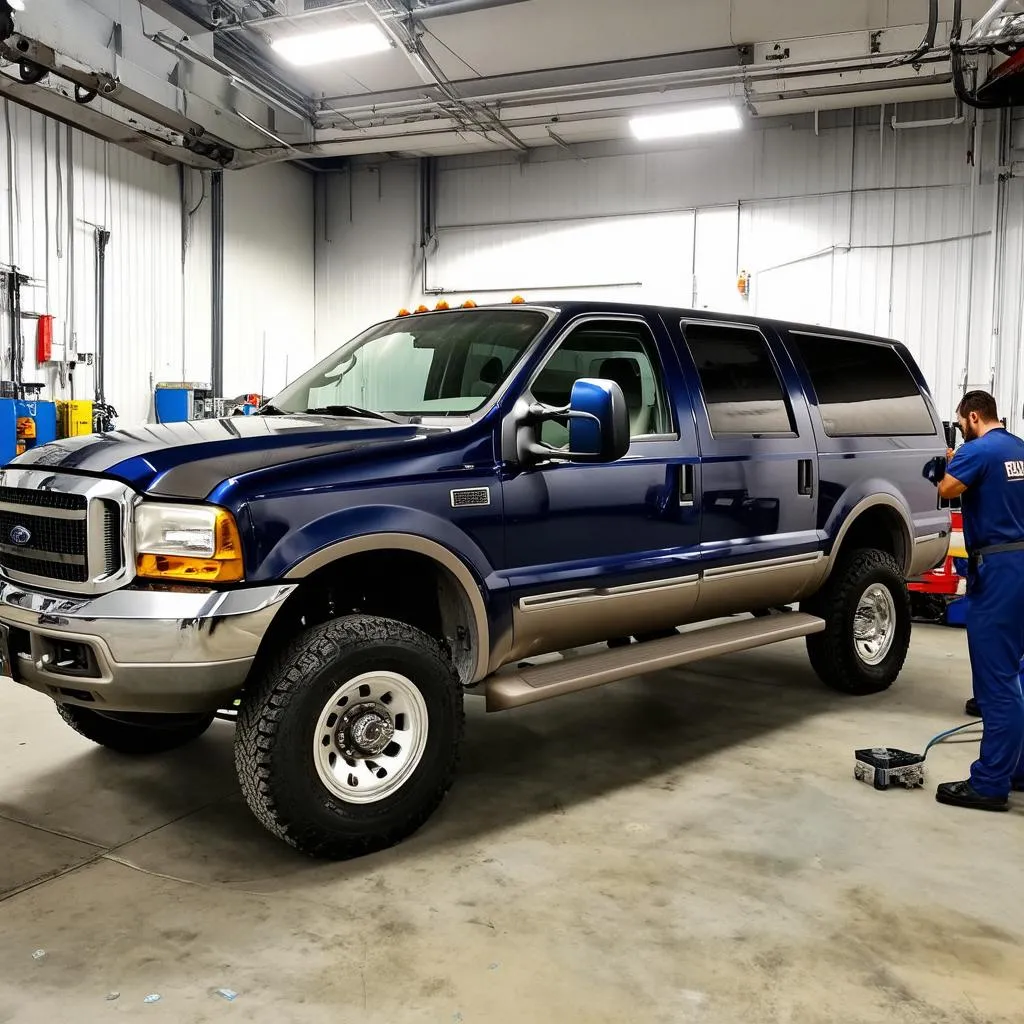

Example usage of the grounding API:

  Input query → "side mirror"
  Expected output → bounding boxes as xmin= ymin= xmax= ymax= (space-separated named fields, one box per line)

xmin=517 ymin=377 xmax=630 ymax=465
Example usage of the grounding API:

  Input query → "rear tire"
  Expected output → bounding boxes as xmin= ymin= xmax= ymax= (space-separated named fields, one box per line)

xmin=804 ymin=548 xmax=911 ymax=695
xmin=56 ymin=704 xmax=214 ymax=754
xmin=235 ymin=615 xmax=463 ymax=860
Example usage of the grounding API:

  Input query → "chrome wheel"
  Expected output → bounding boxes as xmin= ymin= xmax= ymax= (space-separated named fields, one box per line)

xmin=853 ymin=583 xmax=897 ymax=666
xmin=313 ymin=671 xmax=428 ymax=805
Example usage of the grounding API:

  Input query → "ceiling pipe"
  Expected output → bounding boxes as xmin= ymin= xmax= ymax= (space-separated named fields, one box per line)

xmin=365 ymin=0 xmax=528 ymax=150
xmin=316 ymin=46 xmax=949 ymax=114
xmin=407 ymin=0 xmax=532 ymax=18
xmin=219 ymin=0 xmax=528 ymax=33
xmin=150 ymin=29 xmax=312 ymax=122
xmin=889 ymin=0 xmax=938 ymax=66
xmin=314 ymin=49 xmax=951 ymax=127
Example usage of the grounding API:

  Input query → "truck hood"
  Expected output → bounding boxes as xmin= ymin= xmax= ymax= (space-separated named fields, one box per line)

xmin=11 ymin=414 xmax=446 ymax=497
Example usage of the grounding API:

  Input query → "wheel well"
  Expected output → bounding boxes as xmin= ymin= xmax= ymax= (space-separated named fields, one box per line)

xmin=252 ymin=550 xmax=480 ymax=686
xmin=834 ymin=506 xmax=909 ymax=573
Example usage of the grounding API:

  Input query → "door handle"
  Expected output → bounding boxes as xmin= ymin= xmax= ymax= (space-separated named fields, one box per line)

xmin=680 ymin=463 xmax=695 ymax=507
xmin=798 ymin=459 xmax=814 ymax=497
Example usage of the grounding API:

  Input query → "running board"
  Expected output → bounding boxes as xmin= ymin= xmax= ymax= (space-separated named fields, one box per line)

xmin=485 ymin=612 xmax=826 ymax=711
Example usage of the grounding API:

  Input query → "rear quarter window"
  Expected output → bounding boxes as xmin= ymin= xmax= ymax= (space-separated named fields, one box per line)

xmin=790 ymin=333 xmax=935 ymax=437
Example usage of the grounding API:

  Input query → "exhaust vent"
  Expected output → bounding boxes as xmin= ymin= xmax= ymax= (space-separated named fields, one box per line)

xmin=450 ymin=487 xmax=491 ymax=509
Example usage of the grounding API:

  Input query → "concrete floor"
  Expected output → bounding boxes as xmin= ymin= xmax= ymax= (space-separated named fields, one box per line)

xmin=1 ymin=625 xmax=1022 ymax=1024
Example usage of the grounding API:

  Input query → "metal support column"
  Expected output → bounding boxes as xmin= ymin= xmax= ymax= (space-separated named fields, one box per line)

xmin=94 ymin=228 xmax=110 ymax=404
xmin=211 ymin=170 xmax=224 ymax=397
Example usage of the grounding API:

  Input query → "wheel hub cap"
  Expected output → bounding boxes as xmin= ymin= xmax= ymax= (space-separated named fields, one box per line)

xmin=339 ymin=704 xmax=395 ymax=756
xmin=853 ymin=583 xmax=897 ymax=666
xmin=312 ymin=671 xmax=429 ymax=805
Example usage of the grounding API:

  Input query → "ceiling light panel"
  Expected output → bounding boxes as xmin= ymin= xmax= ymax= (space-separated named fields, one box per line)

xmin=630 ymin=104 xmax=742 ymax=141
xmin=272 ymin=23 xmax=391 ymax=67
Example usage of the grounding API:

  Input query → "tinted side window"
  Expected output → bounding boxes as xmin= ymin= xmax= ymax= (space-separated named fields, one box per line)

xmin=682 ymin=322 xmax=794 ymax=436
xmin=531 ymin=320 xmax=671 ymax=448
xmin=791 ymin=335 xmax=934 ymax=437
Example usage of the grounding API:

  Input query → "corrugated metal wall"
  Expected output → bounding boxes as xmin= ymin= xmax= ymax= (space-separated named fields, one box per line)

xmin=315 ymin=101 xmax=1024 ymax=431
xmin=315 ymin=161 xmax=420 ymax=360
xmin=0 ymin=102 xmax=208 ymax=426
xmin=223 ymin=163 xmax=316 ymax=401
xmin=0 ymin=104 xmax=316 ymax=428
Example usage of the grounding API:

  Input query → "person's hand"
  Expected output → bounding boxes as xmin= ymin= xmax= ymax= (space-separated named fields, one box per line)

xmin=923 ymin=456 xmax=945 ymax=484
xmin=946 ymin=447 xmax=955 ymax=462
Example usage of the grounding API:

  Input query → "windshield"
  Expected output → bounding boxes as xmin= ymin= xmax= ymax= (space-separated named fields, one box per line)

xmin=270 ymin=308 xmax=549 ymax=417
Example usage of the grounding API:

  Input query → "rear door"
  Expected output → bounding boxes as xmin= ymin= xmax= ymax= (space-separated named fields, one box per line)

xmin=782 ymin=329 xmax=950 ymax=578
xmin=670 ymin=318 xmax=822 ymax=619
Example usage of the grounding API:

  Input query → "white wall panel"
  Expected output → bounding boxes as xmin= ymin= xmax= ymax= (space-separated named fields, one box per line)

xmin=994 ymin=174 xmax=1024 ymax=431
xmin=316 ymin=103 xmax=1024 ymax=431
xmin=0 ymin=104 xmax=225 ymax=427
xmin=0 ymin=104 xmax=202 ymax=427
xmin=315 ymin=161 xmax=420 ymax=358
xmin=0 ymin=101 xmax=317 ymax=430
xmin=223 ymin=162 xmax=315 ymax=400
xmin=72 ymin=132 xmax=186 ymax=424
xmin=428 ymin=213 xmax=694 ymax=305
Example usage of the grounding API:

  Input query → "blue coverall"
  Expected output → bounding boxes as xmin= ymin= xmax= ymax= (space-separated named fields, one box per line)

xmin=947 ymin=427 xmax=1024 ymax=798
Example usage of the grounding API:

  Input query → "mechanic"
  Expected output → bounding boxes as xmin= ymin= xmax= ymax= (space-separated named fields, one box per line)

xmin=933 ymin=391 xmax=1024 ymax=811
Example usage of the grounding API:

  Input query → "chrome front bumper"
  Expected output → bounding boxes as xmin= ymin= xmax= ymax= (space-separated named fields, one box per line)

xmin=0 ymin=580 xmax=296 ymax=713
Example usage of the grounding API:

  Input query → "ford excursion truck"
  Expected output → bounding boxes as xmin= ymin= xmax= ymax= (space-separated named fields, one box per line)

xmin=0 ymin=302 xmax=950 ymax=858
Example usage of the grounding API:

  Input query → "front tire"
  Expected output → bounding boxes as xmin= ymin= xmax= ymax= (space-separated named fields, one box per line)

xmin=804 ymin=548 xmax=911 ymax=695
xmin=56 ymin=704 xmax=214 ymax=754
xmin=235 ymin=615 xmax=463 ymax=859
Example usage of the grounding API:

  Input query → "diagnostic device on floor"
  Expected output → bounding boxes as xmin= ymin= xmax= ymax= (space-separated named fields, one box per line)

xmin=854 ymin=747 xmax=926 ymax=790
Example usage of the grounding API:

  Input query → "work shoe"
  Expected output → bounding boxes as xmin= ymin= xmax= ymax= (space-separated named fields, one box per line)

xmin=965 ymin=697 xmax=980 ymax=717
xmin=936 ymin=780 xmax=1009 ymax=812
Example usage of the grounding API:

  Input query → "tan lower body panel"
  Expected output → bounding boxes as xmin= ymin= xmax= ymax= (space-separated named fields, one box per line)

xmin=485 ymin=611 xmax=826 ymax=711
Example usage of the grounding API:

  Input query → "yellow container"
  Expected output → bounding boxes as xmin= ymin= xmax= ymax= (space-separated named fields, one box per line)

xmin=57 ymin=400 xmax=94 ymax=438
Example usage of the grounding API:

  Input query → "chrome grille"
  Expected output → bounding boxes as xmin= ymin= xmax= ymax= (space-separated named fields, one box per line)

xmin=0 ymin=504 xmax=89 ymax=582
xmin=0 ymin=470 xmax=134 ymax=594
xmin=0 ymin=486 xmax=86 ymax=512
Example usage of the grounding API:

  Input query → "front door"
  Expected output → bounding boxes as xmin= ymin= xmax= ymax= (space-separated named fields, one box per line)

xmin=670 ymin=318 xmax=821 ymax=619
xmin=499 ymin=314 xmax=701 ymax=661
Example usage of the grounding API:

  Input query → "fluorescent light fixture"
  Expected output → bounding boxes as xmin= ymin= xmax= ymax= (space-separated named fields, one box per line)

xmin=272 ymin=23 xmax=391 ymax=67
xmin=9 ymin=0 xmax=25 ymax=10
xmin=630 ymin=105 xmax=742 ymax=141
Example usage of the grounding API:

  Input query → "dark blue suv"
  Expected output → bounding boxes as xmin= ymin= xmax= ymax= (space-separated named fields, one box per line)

xmin=0 ymin=301 xmax=950 ymax=857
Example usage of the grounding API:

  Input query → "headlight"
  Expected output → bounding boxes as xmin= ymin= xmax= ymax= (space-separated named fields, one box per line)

xmin=134 ymin=503 xmax=244 ymax=583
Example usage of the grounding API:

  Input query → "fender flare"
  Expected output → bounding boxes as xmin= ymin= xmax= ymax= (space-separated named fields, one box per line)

xmin=824 ymin=491 xmax=914 ymax=577
xmin=283 ymin=526 xmax=493 ymax=685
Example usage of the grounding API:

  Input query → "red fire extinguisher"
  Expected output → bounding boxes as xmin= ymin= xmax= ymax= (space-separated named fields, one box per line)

xmin=36 ymin=314 xmax=54 ymax=364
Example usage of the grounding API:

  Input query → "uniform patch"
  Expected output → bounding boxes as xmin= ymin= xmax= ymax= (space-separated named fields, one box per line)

xmin=1006 ymin=460 xmax=1024 ymax=480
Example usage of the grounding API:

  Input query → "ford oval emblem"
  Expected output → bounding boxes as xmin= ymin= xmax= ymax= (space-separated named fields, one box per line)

xmin=9 ymin=525 xmax=32 ymax=546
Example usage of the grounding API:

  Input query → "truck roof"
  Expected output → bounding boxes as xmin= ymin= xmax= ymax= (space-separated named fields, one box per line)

xmin=415 ymin=300 xmax=902 ymax=348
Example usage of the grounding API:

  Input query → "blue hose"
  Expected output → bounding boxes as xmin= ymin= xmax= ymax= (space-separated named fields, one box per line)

xmin=923 ymin=720 xmax=983 ymax=757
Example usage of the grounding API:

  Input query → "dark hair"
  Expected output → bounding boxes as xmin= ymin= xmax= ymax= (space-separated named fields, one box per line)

xmin=958 ymin=390 xmax=999 ymax=422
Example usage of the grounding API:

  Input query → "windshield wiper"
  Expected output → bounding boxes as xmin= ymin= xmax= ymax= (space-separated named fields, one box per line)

xmin=303 ymin=405 xmax=400 ymax=423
